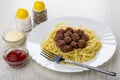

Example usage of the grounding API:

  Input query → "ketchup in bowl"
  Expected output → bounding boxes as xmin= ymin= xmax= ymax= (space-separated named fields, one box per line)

xmin=3 ymin=47 xmax=29 ymax=68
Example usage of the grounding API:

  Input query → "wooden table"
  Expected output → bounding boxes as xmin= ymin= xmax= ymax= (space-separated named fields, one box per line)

xmin=0 ymin=0 xmax=120 ymax=80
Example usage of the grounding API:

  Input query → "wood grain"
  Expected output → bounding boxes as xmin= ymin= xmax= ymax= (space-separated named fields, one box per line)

xmin=0 ymin=0 xmax=120 ymax=80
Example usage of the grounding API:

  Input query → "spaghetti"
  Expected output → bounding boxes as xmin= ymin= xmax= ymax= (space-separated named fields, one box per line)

xmin=42 ymin=23 xmax=102 ymax=63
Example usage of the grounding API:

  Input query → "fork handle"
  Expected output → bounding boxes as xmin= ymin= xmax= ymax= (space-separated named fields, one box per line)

xmin=66 ymin=61 xmax=116 ymax=76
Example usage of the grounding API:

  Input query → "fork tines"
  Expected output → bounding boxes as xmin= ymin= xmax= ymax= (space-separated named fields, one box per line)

xmin=41 ymin=49 xmax=64 ymax=62
xmin=41 ymin=49 xmax=57 ymax=61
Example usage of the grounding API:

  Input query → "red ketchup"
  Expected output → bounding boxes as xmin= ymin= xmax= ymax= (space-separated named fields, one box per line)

xmin=4 ymin=49 xmax=29 ymax=68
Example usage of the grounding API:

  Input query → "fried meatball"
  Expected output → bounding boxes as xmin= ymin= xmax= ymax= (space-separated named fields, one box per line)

xmin=78 ymin=40 xmax=87 ymax=48
xmin=70 ymin=41 xmax=78 ymax=49
xmin=74 ymin=29 xmax=84 ymax=36
xmin=56 ymin=29 xmax=65 ymax=34
xmin=64 ymin=31 xmax=72 ymax=37
xmin=81 ymin=34 xmax=89 ymax=42
xmin=72 ymin=33 xmax=80 ymax=41
xmin=60 ymin=45 xmax=73 ymax=52
xmin=64 ymin=36 xmax=72 ymax=44
xmin=56 ymin=40 xmax=66 ymax=47
xmin=54 ymin=33 xmax=64 ymax=42
xmin=65 ymin=27 xmax=73 ymax=33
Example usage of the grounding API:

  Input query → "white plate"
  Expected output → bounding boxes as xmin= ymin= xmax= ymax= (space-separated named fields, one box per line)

xmin=26 ymin=16 xmax=117 ymax=72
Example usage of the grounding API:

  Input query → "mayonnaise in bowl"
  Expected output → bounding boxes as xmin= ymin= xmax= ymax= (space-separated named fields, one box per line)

xmin=2 ymin=30 xmax=26 ymax=47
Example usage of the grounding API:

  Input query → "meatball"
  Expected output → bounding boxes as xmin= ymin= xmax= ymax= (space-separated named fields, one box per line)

xmin=78 ymin=40 xmax=87 ymax=48
xmin=64 ymin=36 xmax=72 ymax=44
xmin=72 ymin=33 xmax=80 ymax=41
xmin=74 ymin=29 xmax=84 ymax=36
xmin=54 ymin=33 xmax=64 ymax=42
xmin=56 ymin=40 xmax=66 ymax=47
xmin=70 ymin=41 xmax=78 ymax=49
xmin=65 ymin=27 xmax=73 ymax=33
xmin=64 ymin=31 xmax=72 ymax=37
xmin=81 ymin=34 xmax=89 ymax=42
xmin=60 ymin=45 xmax=73 ymax=52
xmin=56 ymin=29 xmax=65 ymax=34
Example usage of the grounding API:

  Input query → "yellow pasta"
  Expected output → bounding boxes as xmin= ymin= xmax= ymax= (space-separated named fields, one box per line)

xmin=42 ymin=23 xmax=102 ymax=63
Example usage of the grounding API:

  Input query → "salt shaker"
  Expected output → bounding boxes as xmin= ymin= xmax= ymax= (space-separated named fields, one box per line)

xmin=33 ymin=0 xmax=47 ymax=24
xmin=16 ymin=8 xmax=32 ymax=32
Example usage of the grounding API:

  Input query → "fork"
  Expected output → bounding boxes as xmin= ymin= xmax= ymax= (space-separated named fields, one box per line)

xmin=41 ymin=49 xmax=116 ymax=76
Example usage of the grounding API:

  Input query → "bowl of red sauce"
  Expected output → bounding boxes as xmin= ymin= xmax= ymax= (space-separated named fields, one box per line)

xmin=3 ymin=47 xmax=29 ymax=68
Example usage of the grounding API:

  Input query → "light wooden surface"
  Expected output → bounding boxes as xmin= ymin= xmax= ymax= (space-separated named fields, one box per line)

xmin=0 ymin=0 xmax=120 ymax=80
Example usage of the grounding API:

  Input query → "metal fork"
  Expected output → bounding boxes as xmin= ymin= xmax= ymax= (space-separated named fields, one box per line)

xmin=41 ymin=49 xmax=116 ymax=76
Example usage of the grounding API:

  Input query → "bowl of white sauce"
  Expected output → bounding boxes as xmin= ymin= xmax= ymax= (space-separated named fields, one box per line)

xmin=2 ymin=30 xmax=26 ymax=47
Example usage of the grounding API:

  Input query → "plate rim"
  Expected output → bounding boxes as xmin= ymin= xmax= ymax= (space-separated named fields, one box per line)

xmin=26 ymin=16 xmax=117 ymax=72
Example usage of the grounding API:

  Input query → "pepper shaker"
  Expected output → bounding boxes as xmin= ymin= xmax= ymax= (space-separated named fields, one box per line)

xmin=33 ymin=0 xmax=47 ymax=24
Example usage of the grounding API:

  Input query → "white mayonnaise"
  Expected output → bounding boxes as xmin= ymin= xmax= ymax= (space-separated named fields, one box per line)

xmin=5 ymin=31 xmax=24 ymax=42
xmin=3 ymin=30 xmax=25 ymax=46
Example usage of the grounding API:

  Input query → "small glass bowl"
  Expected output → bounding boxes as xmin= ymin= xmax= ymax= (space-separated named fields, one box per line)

xmin=3 ymin=47 xmax=29 ymax=68
xmin=2 ymin=30 xmax=26 ymax=47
